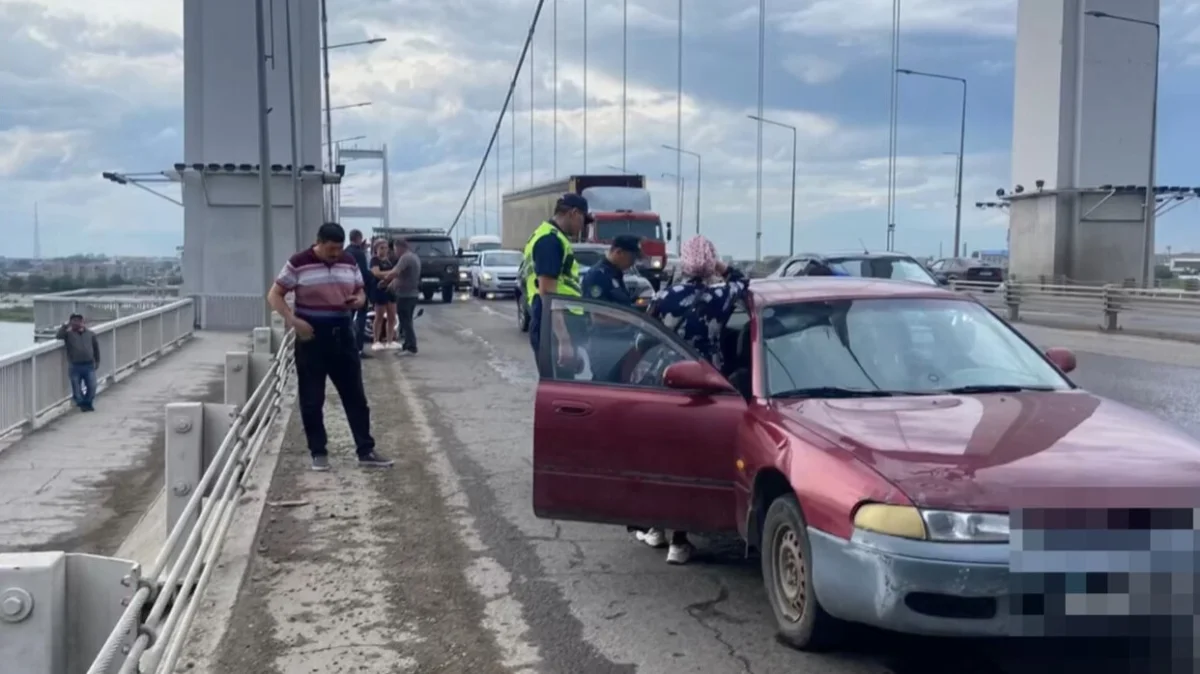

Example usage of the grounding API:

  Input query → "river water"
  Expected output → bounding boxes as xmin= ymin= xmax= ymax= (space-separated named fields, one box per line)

xmin=0 ymin=321 xmax=34 ymax=358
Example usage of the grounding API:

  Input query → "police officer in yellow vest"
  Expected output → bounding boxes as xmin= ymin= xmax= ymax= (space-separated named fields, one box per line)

xmin=523 ymin=193 xmax=591 ymax=364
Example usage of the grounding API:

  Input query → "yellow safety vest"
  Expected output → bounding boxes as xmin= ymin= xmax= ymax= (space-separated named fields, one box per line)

xmin=523 ymin=222 xmax=582 ymax=310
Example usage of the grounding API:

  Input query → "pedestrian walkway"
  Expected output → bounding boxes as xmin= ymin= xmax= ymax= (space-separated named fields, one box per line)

xmin=0 ymin=331 xmax=248 ymax=555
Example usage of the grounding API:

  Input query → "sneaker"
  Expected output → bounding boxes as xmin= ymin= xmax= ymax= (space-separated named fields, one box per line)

xmin=311 ymin=455 xmax=331 ymax=472
xmin=386 ymin=341 xmax=401 ymax=350
xmin=371 ymin=342 xmax=384 ymax=351
xmin=636 ymin=528 xmax=667 ymax=548
xmin=357 ymin=451 xmax=394 ymax=468
xmin=666 ymin=542 xmax=695 ymax=565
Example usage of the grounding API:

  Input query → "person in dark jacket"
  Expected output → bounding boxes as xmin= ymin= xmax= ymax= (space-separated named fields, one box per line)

xmin=580 ymin=234 xmax=641 ymax=381
xmin=56 ymin=313 xmax=100 ymax=411
xmin=346 ymin=229 xmax=373 ymax=356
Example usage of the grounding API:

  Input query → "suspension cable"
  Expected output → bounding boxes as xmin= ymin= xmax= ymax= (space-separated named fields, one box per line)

xmin=448 ymin=0 xmax=547 ymax=237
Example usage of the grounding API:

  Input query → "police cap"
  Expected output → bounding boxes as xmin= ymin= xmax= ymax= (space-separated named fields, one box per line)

xmin=610 ymin=234 xmax=642 ymax=258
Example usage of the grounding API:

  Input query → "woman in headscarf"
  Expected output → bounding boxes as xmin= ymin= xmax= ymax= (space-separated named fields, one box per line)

xmin=632 ymin=235 xmax=749 ymax=565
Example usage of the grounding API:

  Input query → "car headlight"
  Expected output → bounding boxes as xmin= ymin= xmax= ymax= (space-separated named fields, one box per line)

xmin=853 ymin=504 xmax=1009 ymax=543
xmin=650 ymin=256 xmax=663 ymax=269
xmin=481 ymin=272 xmax=493 ymax=282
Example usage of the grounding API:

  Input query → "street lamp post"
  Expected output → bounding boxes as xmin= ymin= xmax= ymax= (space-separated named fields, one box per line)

xmin=897 ymin=68 xmax=967 ymax=258
xmin=748 ymin=115 xmax=797 ymax=255
xmin=323 ymin=101 xmax=372 ymax=112
xmin=323 ymin=135 xmax=366 ymax=146
xmin=1085 ymin=10 xmax=1160 ymax=288
xmin=662 ymin=145 xmax=700 ymax=236
xmin=254 ymin=0 xmax=274 ymax=324
xmin=663 ymin=172 xmax=685 ymax=239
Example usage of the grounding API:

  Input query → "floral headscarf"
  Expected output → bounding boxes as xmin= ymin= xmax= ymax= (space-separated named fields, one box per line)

xmin=679 ymin=235 xmax=718 ymax=280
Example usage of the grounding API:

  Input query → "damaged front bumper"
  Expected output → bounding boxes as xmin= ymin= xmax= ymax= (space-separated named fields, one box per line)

xmin=808 ymin=527 xmax=1011 ymax=637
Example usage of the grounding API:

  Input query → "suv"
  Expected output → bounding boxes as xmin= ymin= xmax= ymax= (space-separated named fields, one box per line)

xmin=769 ymin=251 xmax=939 ymax=286
xmin=402 ymin=231 xmax=460 ymax=303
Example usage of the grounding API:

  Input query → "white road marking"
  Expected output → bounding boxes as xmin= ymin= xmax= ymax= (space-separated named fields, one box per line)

xmin=389 ymin=359 xmax=542 ymax=671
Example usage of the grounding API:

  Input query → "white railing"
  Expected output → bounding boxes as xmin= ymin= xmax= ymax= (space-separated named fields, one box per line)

xmin=32 ymin=287 xmax=182 ymax=331
xmin=0 ymin=299 xmax=197 ymax=439
xmin=950 ymin=279 xmax=1200 ymax=333
xmin=87 ymin=329 xmax=294 ymax=674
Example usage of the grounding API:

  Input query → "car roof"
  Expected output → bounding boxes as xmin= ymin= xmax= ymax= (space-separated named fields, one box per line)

xmin=797 ymin=251 xmax=919 ymax=261
xmin=573 ymin=243 xmax=609 ymax=252
xmin=749 ymin=276 xmax=966 ymax=305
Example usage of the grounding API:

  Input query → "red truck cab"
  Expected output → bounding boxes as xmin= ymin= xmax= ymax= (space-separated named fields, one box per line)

xmin=583 ymin=211 xmax=671 ymax=291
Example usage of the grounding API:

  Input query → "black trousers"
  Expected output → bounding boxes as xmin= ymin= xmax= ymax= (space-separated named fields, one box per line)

xmin=395 ymin=296 xmax=418 ymax=351
xmin=353 ymin=306 xmax=369 ymax=352
xmin=294 ymin=321 xmax=375 ymax=458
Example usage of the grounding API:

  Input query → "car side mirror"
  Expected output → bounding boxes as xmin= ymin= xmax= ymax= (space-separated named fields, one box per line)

xmin=665 ymin=222 xmax=672 ymax=242
xmin=934 ymin=273 xmax=949 ymax=285
xmin=1045 ymin=347 xmax=1076 ymax=373
xmin=663 ymin=360 xmax=735 ymax=393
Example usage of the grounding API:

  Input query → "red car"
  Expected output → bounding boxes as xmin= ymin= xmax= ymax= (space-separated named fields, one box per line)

xmin=531 ymin=277 xmax=1200 ymax=650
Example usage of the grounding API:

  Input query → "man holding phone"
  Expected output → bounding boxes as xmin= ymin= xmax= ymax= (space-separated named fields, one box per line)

xmin=267 ymin=222 xmax=393 ymax=471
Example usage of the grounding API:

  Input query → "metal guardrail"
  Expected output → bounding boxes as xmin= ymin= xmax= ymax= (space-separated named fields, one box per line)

xmin=0 ymin=299 xmax=197 ymax=439
xmin=32 ymin=287 xmax=182 ymax=333
xmin=949 ymin=279 xmax=1200 ymax=332
xmin=88 ymin=327 xmax=294 ymax=674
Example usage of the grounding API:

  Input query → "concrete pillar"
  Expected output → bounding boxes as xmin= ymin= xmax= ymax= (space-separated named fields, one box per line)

xmin=180 ymin=0 xmax=325 ymax=327
xmin=1008 ymin=0 xmax=1159 ymax=285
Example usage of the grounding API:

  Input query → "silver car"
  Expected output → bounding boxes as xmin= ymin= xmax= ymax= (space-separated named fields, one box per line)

xmin=469 ymin=249 xmax=523 ymax=298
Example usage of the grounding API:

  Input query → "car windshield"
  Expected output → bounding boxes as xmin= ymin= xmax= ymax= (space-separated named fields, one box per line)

xmin=594 ymin=218 xmax=661 ymax=240
xmin=472 ymin=242 xmax=502 ymax=251
xmin=573 ymin=249 xmax=605 ymax=269
xmin=482 ymin=251 xmax=522 ymax=267
xmin=761 ymin=298 xmax=1072 ymax=397
xmin=410 ymin=239 xmax=455 ymax=257
xmin=825 ymin=257 xmax=937 ymax=285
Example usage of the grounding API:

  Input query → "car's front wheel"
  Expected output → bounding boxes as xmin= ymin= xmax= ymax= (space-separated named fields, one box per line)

xmin=517 ymin=297 xmax=530 ymax=332
xmin=760 ymin=495 xmax=844 ymax=652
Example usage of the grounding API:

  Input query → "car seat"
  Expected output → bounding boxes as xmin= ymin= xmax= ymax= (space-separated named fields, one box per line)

xmin=727 ymin=323 xmax=754 ymax=398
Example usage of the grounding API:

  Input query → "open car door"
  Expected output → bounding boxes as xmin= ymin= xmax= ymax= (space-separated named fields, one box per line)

xmin=532 ymin=294 xmax=745 ymax=534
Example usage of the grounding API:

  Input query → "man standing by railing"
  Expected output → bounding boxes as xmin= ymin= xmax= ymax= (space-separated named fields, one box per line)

xmin=267 ymin=222 xmax=394 ymax=472
xmin=56 ymin=313 xmax=99 ymax=412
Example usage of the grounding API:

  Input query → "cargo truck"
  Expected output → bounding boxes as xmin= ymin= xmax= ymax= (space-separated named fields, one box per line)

xmin=501 ymin=174 xmax=673 ymax=290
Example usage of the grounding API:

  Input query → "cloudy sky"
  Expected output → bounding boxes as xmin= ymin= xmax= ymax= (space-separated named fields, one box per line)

xmin=2 ymin=0 xmax=1199 ymax=260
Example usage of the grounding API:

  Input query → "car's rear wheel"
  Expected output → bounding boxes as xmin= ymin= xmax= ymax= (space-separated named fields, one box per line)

xmin=760 ymin=495 xmax=844 ymax=652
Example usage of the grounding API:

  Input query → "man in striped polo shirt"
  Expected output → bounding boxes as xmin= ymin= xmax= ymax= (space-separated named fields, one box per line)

xmin=267 ymin=222 xmax=393 ymax=471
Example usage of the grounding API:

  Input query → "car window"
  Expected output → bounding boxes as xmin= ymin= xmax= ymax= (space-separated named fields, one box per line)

xmin=573 ymin=249 xmax=605 ymax=269
xmin=410 ymin=239 xmax=455 ymax=257
xmin=545 ymin=298 xmax=689 ymax=387
xmin=825 ymin=257 xmax=938 ymax=285
xmin=760 ymin=298 xmax=1072 ymax=396
xmin=483 ymin=251 xmax=523 ymax=267
xmin=929 ymin=259 xmax=944 ymax=271
xmin=781 ymin=259 xmax=808 ymax=277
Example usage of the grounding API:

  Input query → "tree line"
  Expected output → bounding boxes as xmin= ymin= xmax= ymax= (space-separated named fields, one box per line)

xmin=3 ymin=274 xmax=183 ymax=294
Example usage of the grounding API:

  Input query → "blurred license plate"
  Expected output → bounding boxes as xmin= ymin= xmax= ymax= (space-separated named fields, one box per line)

xmin=421 ymin=277 xmax=439 ymax=283
xmin=977 ymin=270 xmax=994 ymax=277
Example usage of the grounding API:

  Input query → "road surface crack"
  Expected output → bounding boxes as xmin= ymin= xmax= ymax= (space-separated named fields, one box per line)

xmin=684 ymin=579 xmax=756 ymax=674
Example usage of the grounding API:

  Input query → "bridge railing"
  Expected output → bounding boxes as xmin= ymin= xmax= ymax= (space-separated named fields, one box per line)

xmin=0 ymin=319 xmax=293 ymax=674
xmin=0 ymin=299 xmax=197 ymax=439
xmin=32 ymin=286 xmax=182 ymax=332
xmin=949 ymin=280 xmax=1200 ymax=334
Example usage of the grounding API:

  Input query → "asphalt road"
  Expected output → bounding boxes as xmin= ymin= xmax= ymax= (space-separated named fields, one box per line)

xmin=207 ymin=296 xmax=1200 ymax=674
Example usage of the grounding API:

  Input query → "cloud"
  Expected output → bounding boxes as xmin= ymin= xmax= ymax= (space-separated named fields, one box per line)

xmin=3 ymin=0 xmax=1199 ymax=260
xmin=782 ymin=54 xmax=846 ymax=85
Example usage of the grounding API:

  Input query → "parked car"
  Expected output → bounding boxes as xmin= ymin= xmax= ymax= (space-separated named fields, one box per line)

xmin=529 ymin=276 xmax=1200 ymax=650
xmin=467 ymin=249 xmax=523 ymax=299
xmin=515 ymin=243 xmax=655 ymax=332
xmin=769 ymin=251 xmax=939 ymax=286
xmin=928 ymin=257 xmax=1005 ymax=289
xmin=397 ymin=229 xmax=461 ymax=303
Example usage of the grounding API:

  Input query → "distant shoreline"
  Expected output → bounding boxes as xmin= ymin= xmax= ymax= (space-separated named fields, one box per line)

xmin=0 ymin=306 xmax=34 ymax=323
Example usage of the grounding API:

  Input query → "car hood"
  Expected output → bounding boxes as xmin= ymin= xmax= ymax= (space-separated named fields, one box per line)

xmin=777 ymin=391 xmax=1200 ymax=511
xmin=480 ymin=265 xmax=521 ymax=275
